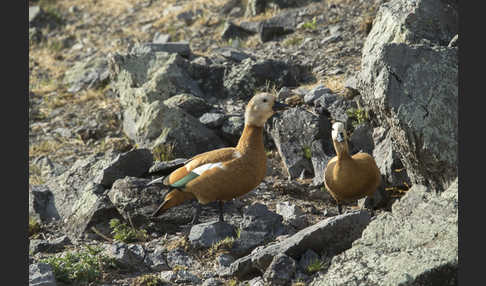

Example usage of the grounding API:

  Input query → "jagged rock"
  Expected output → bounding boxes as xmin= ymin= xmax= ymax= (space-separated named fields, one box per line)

xmin=93 ymin=148 xmax=153 ymax=188
xmin=29 ymin=6 xmax=61 ymax=30
xmin=221 ymin=210 xmax=371 ymax=279
xmin=246 ymin=276 xmax=266 ymax=286
xmin=109 ymin=49 xmax=226 ymax=156
xmin=153 ymin=32 xmax=171 ymax=44
xmin=348 ymin=123 xmax=374 ymax=155
xmin=144 ymin=245 xmax=170 ymax=271
xmin=220 ymin=21 xmax=255 ymax=40
xmin=186 ymin=56 xmax=227 ymax=98
xmin=29 ymin=185 xmax=60 ymax=223
xmin=104 ymin=242 xmax=148 ymax=271
xmin=263 ymin=253 xmax=297 ymax=285
xmin=188 ymin=221 xmax=237 ymax=249
xmin=258 ymin=11 xmax=298 ymax=42
xmin=199 ymin=113 xmax=227 ymax=128
xmin=29 ymin=27 xmax=43 ymax=44
xmin=311 ymin=179 xmax=458 ymax=286
xmin=63 ymin=56 xmax=110 ymax=93
xmin=214 ymin=47 xmax=252 ymax=62
xmin=217 ymin=253 xmax=235 ymax=270
xmin=29 ymin=236 xmax=70 ymax=255
xmin=357 ymin=0 xmax=458 ymax=191
xmin=130 ymin=42 xmax=191 ymax=57
xmin=276 ymin=202 xmax=307 ymax=229
xmin=163 ymin=93 xmax=212 ymax=118
xmin=372 ymin=127 xmax=411 ymax=187
xmin=161 ymin=270 xmax=202 ymax=284
xmin=240 ymin=203 xmax=285 ymax=237
xmin=304 ymin=85 xmax=332 ymax=104
xmin=166 ymin=248 xmax=200 ymax=269
xmin=149 ymin=158 xmax=187 ymax=174
xmin=221 ymin=115 xmax=245 ymax=145
xmin=268 ymin=106 xmax=333 ymax=181
xmin=107 ymin=177 xmax=163 ymax=224
xmin=29 ymin=263 xmax=57 ymax=286
xmin=223 ymin=57 xmax=311 ymax=100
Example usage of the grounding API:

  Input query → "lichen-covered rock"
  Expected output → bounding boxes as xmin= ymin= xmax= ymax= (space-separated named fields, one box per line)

xmin=29 ymin=185 xmax=60 ymax=223
xmin=311 ymin=179 xmax=458 ymax=286
xmin=63 ymin=56 xmax=110 ymax=93
xmin=263 ymin=253 xmax=297 ymax=285
xmin=29 ymin=263 xmax=57 ymax=286
xmin=163 ymin=93 xmax=212 ymax=118
xmin=357 ymin=0 xmax=458 ymax=191
xmin=188 ymin=221 xmax=236 ymax=249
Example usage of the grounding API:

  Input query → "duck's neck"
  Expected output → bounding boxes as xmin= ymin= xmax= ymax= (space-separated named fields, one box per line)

xmin=333 ymin=140 xmax=351 ymax=160
xmin=236 ymin=124 xmax=264 ymax=154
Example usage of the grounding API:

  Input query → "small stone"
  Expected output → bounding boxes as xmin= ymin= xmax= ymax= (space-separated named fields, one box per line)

xmin=188 ymin=221 xmax=236 ymax=249
xmin=199 ymin=113 xmax=226 ymax=128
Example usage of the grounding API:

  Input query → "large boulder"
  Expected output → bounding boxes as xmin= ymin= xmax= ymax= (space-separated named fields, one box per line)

xmin=357 ymin=0 xmax=458 ymax=191
xmin=109 ymin=46 xmax=226 ymax=156
xmin=310 ymin=179 xmax=458 ymax=286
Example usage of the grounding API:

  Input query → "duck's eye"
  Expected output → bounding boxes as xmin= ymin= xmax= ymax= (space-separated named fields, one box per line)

xmin=263 ymin=99 xmax=267 ymax=103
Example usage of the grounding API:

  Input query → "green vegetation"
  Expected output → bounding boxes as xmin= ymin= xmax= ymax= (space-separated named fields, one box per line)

xmin=152 ymin=143 xmax=175 ymax=162
xmin=301 ymin=16 xmax=318 ymax=30
xmin=282 ymin=35 xmax=303 ymax=47
xmin=109 ymin=218 xmax=148 ymax=243
xmin=132 ymin=274 xmax=168 ymax=286
xmin=303 ymin=145 xmax=312 ymax=160
xmin=40 ymin=245 xmax=118 ymax=284
xmin=346 ymin=107 xmax=368 ymax=128
xmin=306 ymin=259 xmax=327 ymax=273
xmin=29 ymin=217 xmax=42 ymax=237
xmin=227 ymin=279 xmax=238 ymax=286
xmin=209 ymin=236 xmax=235 ymax=256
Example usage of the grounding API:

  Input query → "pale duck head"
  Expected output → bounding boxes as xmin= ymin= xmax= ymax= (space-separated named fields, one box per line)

xmin=331 ymin=122 xmax=347 ymax=143
xmin=244 ymin=93 xmax=287 ymax=127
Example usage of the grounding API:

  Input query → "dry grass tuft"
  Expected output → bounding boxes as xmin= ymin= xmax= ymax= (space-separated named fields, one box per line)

xmin=323 ymin=74 xmax=346 ymax=95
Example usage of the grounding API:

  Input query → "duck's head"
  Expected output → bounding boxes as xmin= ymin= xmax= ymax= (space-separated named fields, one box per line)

xmin=245 ymin=92 xmax=288 ymax=127
xmin=331 ymin=122 xmax=347 ymax=143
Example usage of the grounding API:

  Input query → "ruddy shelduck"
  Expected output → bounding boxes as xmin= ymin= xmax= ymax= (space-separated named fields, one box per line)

xmin=147 ymin=93 xmax=287 ymax=224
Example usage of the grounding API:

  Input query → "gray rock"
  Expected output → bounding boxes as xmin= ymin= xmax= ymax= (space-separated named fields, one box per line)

xmin=217 ymin=253 xmax=235 ymax=268
xmin=161 ymin=270 xmax=202 ymax=284
xmin=103 ymin=242 xmax=147 ymax=271
xmin=276 ymin=202 xmax=307 ymax=229
xmin=29 ymin=185 xmax=60 ymax=223
xmin=214 ymin=47 xmax=252 ymax=62
xmin=144 ymin=245 xmax=170 ymax=271
xmin=348 ymin=123 xmax=374 ymax=155
xmin=372 ymin=127 xmax=411 ymax=187
xmin=199 ymin=113 xmax=227 ymax=128
xmin=259 ymin=11 xmax=298 ymax=42
xmin=202 ymin=277 xmax=224 ymax=286
xmin=222 ymin=210 xmax=371 ymax=279
xmin=221 ymin=115 xmax=245 ymax=145
xmin=130 ymin=42 xmax=191 ymax=57
xmin=29 ymin=27 xmax=43 ymax=44
xmin=29 ymin=263 xmax=57 ymax=286
xmin=246 ymin=276 xmax=266 ymax=286
xmin=163 ymin=93 xmax=212 ymax=118
xmin=166 ymin=248 xmax=200 ymax=269
xmin=268 ymin=107 xmax=333 ymax=181
xmin=94 ymin=148 xmax=153 ymax=188
xmin=63 ymin=56 xmax=110 ymax=93
xmin=263 ymin=253 xmax=297 ymax=285
xmin=149 ymin=158 xmax=187 ymax=174
xmin=29 ymin=6 xmax=60 ymax=29
xmin=220 ymin=21 xmax=255 ymax=40
xmin=107 ymin=177 xmax=164 ymax=224
xmin=231 ymin=230 xmax=268 ymax=257
xmin=29 ymin=236 xmax=70 ymax=255
xmin=298 ymin=249 xmax=320 ymax=271
xmin=188 ymin=221 xmax=236 ymax=249
xmin=223 ymin=57 xmax=311 ymax=100
xmin=153 ymin=32 xmax=171 ymax=44
xmin=357 ymin=0 xmax=458 ymax=191
xmin=304 ymin=85 xmax=332 ymax=104
xmin=313 ymin=93 xmax=339 ymax=108
xmin=109 ymin=50 xmax=225 ymax=157
xmin=320 ymin=34 xmax=342 ymax=45
xmin=239 ymin=203 xmax=285 ymax=237
xmin=311 ymin=179 xmax=458 ymax=286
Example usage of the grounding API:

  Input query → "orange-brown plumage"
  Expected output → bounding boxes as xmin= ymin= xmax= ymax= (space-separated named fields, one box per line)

xmin=324 ymin=122 xmax=381 ymax=213
xmin=149 ymin=93 xmax=287 ymax=223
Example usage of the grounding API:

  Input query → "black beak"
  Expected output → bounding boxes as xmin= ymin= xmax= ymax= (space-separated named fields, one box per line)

xmin=272 ymin=101 xmax=288 ymax=112
xmin=336 ymin=132 xmax=345 ymax=143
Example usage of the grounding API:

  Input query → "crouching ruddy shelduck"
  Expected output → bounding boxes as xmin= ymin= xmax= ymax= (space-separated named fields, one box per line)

xmin=147 ymin=93 xmax=287 ymax=224
xmin=323 ymin=122 xmax=381 ymax=214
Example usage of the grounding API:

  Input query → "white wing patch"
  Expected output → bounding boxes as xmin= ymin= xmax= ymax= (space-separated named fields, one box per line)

xmin=233 ymin=150 xmax=242 ymax=159
xmin=192 ymin=162 xmax=225 ymax=175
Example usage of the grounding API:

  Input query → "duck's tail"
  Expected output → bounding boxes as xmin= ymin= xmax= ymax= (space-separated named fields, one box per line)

xmin=151 ymin=189 xmax=195 ymax=217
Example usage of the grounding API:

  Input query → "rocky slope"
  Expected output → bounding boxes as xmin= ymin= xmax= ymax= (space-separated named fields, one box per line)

xmin=29 ymin=0 xmax=458 ymax=285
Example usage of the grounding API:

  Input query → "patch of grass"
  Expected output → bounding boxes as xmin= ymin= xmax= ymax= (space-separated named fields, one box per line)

xmin=302 ymin=145 xmax=312 ymax=160
xmin=301 ymin=16 xmax=317 ymax=30
xmin=172 ymin=264 xmax=188 ymax=272
xmin=306 ymin=259 xmax=327 ymax=273
xmin=359 ymin=15 xmax=374 ymax=36
xmin=29 ymin=140 xmax=64 ymax=159
xmin=109 ymin=219 xmax=149 ymax=243
xmin=323 ymin=74 xmax=345 ymax=95
xmin=40 ymin=245 xmax=118 ymax=284
xmin=346 ymin=107 xmax=368 ymax=128
xmin=152 ymin=143 xmax=175 ymax=162
xmin=292 ymin=282 xmax=307 ymax=286
xmin=29 ymin=217 xmax=42 ymax=237
xmin=227 ymin=279 xmax=238 ymax=286
xmin=29 ymin=164 xmax=46 ymax=186
xmin=282 ymin=35 xmax=303 ymax=47
xmin=132 ymin=274 xmax=167 ymax=286
xmin=165 ymin=236 xmax=190 ymax=252
xmin=208 ymin=236 xmax=235 ymax=256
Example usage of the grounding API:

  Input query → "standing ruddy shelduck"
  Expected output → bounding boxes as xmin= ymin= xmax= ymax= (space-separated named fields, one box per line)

xmin=147 ymin=93 xmax=287 ymax=224
xmin=323 ymin=122 xmax=381 ymax=214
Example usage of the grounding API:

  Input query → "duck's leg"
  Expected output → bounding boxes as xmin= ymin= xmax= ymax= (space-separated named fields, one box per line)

xmin=337 ymin=203 xmax=343 ymax=215
xmin=218 ymin=201 xmax=225 ymax=222
xmin=191 ymin=202 xmax=201 ymax=225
